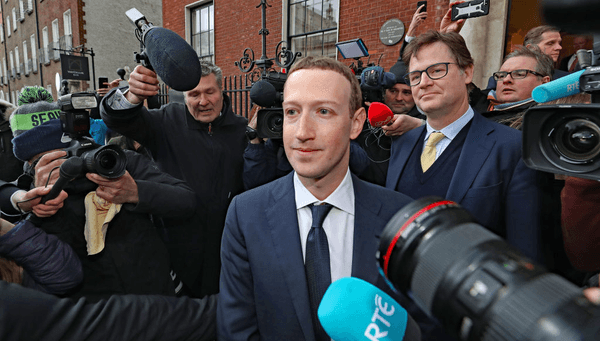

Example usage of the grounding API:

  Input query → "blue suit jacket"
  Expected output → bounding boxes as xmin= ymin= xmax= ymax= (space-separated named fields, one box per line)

xmin=386 ymin=112 xmax=542 ymax=261
xmin=217 ymin=172 xmax=413 ymax=341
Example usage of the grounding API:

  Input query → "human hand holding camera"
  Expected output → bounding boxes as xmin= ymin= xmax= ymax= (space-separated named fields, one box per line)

xmin=86 ymin=171 xmax=139 ymax=205
xmin=126 ymin=65 xmax=160 ymax=105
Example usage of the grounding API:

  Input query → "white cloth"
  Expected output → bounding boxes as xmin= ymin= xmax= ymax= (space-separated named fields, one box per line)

xmin=294 ymin=169 xmax=354 ymax=283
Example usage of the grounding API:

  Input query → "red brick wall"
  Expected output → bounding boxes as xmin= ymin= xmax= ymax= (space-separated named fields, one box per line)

xmin=162 ymin=0 xmax=449 ymax=78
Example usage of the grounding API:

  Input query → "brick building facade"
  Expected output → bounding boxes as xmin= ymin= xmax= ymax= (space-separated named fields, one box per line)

xmin=0 ymin=0 xmax=161 ymax=105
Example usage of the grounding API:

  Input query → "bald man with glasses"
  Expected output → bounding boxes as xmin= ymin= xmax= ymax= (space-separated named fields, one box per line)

xmin=386 ymin=31 xmax=543 ymax=264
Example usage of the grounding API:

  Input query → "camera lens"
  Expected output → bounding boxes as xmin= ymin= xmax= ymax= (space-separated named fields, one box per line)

xmin=378 ymin=197 xmax=600 ymax=340
xmin=553 ymin=118 xmax=600 ymax=163
xmin=266 ymin=111 xmax=283 ymax=134
xmin=98 ymin=152 xmax=117 ymax=170
xmin=81 ymin=144 xmax=126 ymax=178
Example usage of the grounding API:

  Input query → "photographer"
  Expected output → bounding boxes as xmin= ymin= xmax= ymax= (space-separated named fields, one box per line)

xmin=10 ymin=99 xmax=197 ymax=301
xmin=101 ymin=61 xmax=248 ymax=298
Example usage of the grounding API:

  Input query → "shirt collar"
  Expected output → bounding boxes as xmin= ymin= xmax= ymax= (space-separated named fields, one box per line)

xmin=293 ymin=169 xmax=355 ymax=215
xmin=425 ymin=106 xmax=474 ymax=141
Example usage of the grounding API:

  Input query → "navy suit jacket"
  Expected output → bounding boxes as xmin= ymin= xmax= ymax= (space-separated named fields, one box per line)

xmin=218 ymin=172 xmax=413 ymax=341
xmin=386 ymin=112 xmax=543 ymax=261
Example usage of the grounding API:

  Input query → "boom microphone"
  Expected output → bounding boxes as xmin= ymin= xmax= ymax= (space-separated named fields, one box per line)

xmin=318 ymin=277 xmax=421 ymax=341
xmin=250 ymin=80 xmax=278 ymax=108
xmin=532 ymin=69 xmax=585 ymax=103
xmin=368 ymin=102 xmax=394 ymax=127
xmin=126 ymin=8 xmax=201 ymax=91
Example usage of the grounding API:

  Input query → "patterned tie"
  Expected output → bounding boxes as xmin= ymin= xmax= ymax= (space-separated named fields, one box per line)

xmin=305 ymin=203 xmax=334 ymax=341
xmin=421 ymin=132 xmax=445 ymax=172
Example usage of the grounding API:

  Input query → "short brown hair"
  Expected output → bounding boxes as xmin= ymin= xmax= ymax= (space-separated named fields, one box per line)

xmin=504 ymin=46 xmax=554 ymax=78
xmin=523 ymin=25 xmax=560 ymax=47
xmin=402 ymin=30 xmax=474 ymax=71
xmin=288 ymin=56 xmax=362 ymax=113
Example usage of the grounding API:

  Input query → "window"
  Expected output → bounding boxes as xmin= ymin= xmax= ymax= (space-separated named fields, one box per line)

xmin=190 ymin=2 xmax=214 ymax=62
xmin=9 ymin=50 xmax=14 ymax=78
xmin=0 ymin=26 xmax=3 ymax=43
xmin=30 ymin=34 xmax=37 ymax=72
xmin=12 ymin=8 xmax=16 ymax=31
xmin=19 ymin=0 xmax=24 ymax=21
xmin=23 ymin=40 xmax=29 ymax=74
xmin=52 ymin=19 xmax=60 ymax=60
xmin=27 ymin=0 xmax=33 ymax=14
xmin=42 ymin=26 xmax=49 ymax=64
xmin=6 ymin=16 xmax=10 ymax=36
xmin=62 ymin=10 xmax=72 ymax=50
xmin=2 ymin=58 xmax=7 ymax=83
xmin=15 ymin=46 xmax=19 ymax=74
xmin=288 ymin=0 xmax=339 ymax=58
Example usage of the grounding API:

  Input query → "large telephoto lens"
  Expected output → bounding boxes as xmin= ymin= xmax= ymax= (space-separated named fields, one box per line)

xmin=377 ymin=197 xmax=600 ymax=341
xmin=81 ymin=144 xmax=127 ymax=178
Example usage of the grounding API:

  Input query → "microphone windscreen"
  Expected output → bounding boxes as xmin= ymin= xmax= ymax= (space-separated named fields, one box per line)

xmin=250 ymin=80 xmax=277 ymax=108
xmin=369 ymin=102 xmax=394 ymax=127
xmin=144 ymin=27 xmax=201 ymax=91
xmin=319 ymin=277 xmax=420 ymax=341
xmin=532 ymin=69 xmax=585 ymax=103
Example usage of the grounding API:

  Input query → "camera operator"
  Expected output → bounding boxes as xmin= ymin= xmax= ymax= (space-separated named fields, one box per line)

xmin=101 ymin=61 xmax=248 ymax=298
xmin=9 ymin=98 xmax=198 ymax=302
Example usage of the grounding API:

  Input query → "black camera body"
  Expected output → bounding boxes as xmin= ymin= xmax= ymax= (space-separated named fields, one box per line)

xmin=523 ymin=104 xmax=600 ymax=180
xmin=360 ymin=66 xmax=396 ymax=104
xmin=250 ymin=71 xmax=287 ymax=139
xmin=58 ymin=92 xmax=127 ymax=179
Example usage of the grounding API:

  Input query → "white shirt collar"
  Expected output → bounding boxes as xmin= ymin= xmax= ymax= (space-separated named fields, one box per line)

xmin=425 ymin=105 xmax=474 ymax=141
xmin=293 ymin=169 xmax=355 ymax=216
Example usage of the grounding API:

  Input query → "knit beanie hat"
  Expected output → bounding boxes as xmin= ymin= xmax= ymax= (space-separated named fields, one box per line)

xmin=18 ymin=86 xmax=54 ymax=106
xmin=10 ymin=100 xmax=69 ymax=162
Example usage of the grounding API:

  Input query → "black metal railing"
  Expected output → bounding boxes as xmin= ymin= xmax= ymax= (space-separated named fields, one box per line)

xmin=224 ymin=74 xmax=252 ymax=119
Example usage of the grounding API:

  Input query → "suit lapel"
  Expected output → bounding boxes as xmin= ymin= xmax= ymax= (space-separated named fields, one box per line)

xmin=386 ymin=126 xmax=424 ymax=190
xmin=266 ymin=173 xmax=314 ymax=341
xmin=447 ymin=113 xmax=496 ymax=203
xmin=351 ymin=175 xmax=384 ymax=284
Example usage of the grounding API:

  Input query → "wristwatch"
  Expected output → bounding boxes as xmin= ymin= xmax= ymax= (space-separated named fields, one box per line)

xmin=245 ymin=126 xmax=259 ymax=142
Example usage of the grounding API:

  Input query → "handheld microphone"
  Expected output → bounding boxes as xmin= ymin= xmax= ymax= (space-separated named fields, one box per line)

xmin=40 ymin=157 xmax=84 ymax=204
xmin=368 ymin=102 xmax=394 ymax=127
xmin=250 ymin=80 xmax=278 ymax=108
xmin=318 ymin=277 xmax=421 ymax=341
xmin=532 ymin=69 xmax=585 ymax=103
xmin=126 ymin=8 xmax=201 ymax=91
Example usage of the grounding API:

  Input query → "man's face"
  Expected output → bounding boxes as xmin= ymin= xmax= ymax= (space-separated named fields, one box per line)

xmin=409 ymin=42 xmax=473 ymax=120
xmin=496 ymin=56 xmax=549 ymax=103
xmin=282 ymin=69 xmax=364 ymax=186
xmin=384 ymin=83 xmax=415 ymax=115
xmin=536 ymin=31 xmax=562 ymax=62
xmin=184 ymin=73 xmax=223 ymax=123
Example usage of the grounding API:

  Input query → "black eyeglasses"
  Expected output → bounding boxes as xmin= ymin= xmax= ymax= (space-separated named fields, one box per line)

xmin=404 ymin=62 xmax=457 ymax=86
xmin=492 ymin=69 xmax=544 ymax=81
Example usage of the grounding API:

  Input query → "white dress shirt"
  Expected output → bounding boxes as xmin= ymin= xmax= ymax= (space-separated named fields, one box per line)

xmin=423 ymin=105 xmax=474 ymax=160
xmin=294 ymin=169 xmax=355 ymax=283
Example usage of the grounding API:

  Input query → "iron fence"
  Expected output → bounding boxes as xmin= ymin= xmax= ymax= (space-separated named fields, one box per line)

xmin=154 ymin=74 xmax=252 ymax=119
xmin=224 ymin=74 xmax=252 ymax=119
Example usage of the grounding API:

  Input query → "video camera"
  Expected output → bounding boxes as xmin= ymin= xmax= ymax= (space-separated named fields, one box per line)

xmin=523 ymin=1 xmax=600 ymax=180
xmin=379 ymin=197 xmax=600 ymax=341
xmin=249 ymin=71 xmax=287 ymax=139
xmin=58 ymin=93 xmax=126 ymax=179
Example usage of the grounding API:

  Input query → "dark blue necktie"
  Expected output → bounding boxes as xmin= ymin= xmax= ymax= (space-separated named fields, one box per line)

xmin=305 ymin=203 xmax=334 ymax=341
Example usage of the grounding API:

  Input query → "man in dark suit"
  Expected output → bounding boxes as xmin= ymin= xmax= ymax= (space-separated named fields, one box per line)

xmin=218 ymin=56 xmax=415 ymax=340
xmin=385 ymin=31 xmax=543 ymax=262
